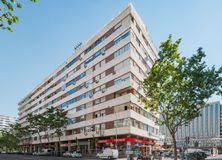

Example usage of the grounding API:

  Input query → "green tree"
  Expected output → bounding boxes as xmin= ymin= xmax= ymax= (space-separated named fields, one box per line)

xmin=50 ymin=107 xmax=68 ymax=154
xmin=0 ymin=0 xmax=37 ymax=32
xmin=142 ymin=35 xmax=222 ymax=160
xmin=27 ymin=113 xmax=45 ymax=151
xmin=0 ymin=123 xmax=27 ymax=152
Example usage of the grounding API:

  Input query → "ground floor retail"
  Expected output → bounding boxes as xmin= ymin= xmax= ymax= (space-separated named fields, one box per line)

xmin=21 ymin=135 xmax=155 ymax=157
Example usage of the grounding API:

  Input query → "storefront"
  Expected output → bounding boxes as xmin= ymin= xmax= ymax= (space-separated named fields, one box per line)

xmin=96 ymin=137 xmax=155 ymax=156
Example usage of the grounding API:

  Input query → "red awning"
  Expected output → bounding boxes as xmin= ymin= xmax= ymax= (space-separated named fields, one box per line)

xmin=96 ymin=138 xmax=154 ymax=145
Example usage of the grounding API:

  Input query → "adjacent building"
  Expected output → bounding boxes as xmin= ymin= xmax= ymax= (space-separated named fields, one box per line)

xmin=161 ymin=101 xmax=222 ymax=149
xmin=18 ymin=4 xmax=159 ymax=155
xmin=0 ymin=115 xmax=17 ymax=131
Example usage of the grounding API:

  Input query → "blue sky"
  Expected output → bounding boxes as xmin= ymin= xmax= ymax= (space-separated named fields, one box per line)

xmin=0 ymin=0 xmax=221 ymax=117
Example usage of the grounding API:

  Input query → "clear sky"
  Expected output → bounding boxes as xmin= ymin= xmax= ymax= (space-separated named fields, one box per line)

xmin=0 ymin=0 xmax=221 ymax=117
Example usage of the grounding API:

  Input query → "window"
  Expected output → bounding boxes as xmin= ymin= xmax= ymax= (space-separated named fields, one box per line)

xmin=80 ymin=115 xmax=85 ymax=121
xmin=86 ymin=68 xmax=93 ymax=75
xmin=101 ymin=123 xmax=105 ymax=130
xmin=95 ymin=63 xmax=100 ymax=70
xmin=95 ymin=124 xmax=100 ymax=133
xmin=101 ymin=110 xmax=105 ymax=117
xmin=80 ymin=72 xmax=85 ymax=79
xmin=80 ymin=83 xmax=85 ymax=90
xmin=80 ymin=127 xmax=85 ymax=133
xmin=101 ymin=97 xmax=106 ymax=103
xmin=79 ymin=94 xmax=85 ymax=100
xmin=95 ymin=75 xmax=100 ymax=81
xmin=68 ymin=88 xmax=77 ymax=96
xmin=95 ymin=87 xmax=101 ymax=93
xmin=86 ymin=90 xmax=93 ymax=97
xmin=95 ymin=99 xmax=100 ymax=105
xmin=85 ymin=46 xmax=92 ymax=54
xmin=95 ymin=111 xmax=100 ymax=118
xmin=67 ymin=58 xmax=77 ymax=68
xmin=67 ymin=79 xmax=76 ymax=87
xmin=101 ymin=84 xmax=106 ymax=91
xmin=115 ymin=22 xmax=122 ymax=30
xmin=101 ymin=72 xmax=106 ymax=79
xmin=68 ymin=107 xmax=76 ymax=113
xmin=114 ymin=43 xmax=130 ymax=58
xmin=114 ymin=31 xmax=130 ymax=45
xmin=85 ymin=56 xmax=94 ymax=65
xmin=101 ymin=60 xmax=106 ymax=67
xmin=79 ymin=104 xmax=85 ymax=110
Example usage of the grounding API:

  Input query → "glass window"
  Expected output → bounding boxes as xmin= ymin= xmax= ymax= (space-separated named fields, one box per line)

xmin=101 ymin=97 xmax=106 ymax=103
xmin=79 ymin=104 xmax=85 ymax=110
xmin=95 ymin=124 xmax=100 ymax=133
xmin=80 ymin=72 xmax=85 ymax=79
xmin=95 ymin=87 xmax=101 ymax=93
xmin=114 ymin=31 xmax=130 ymax=45
xmin=80 ymin=115 xmax=85 ymax=121
xmin=86 ymin=68 xmax=93 ymax=75
xmin=101 ymin=72 xmax=106 ymax=79
xmin=95 ymin=99 xmax=100 ymax=105
xmin=101 ymin=60 xmax=106 ymax=67
xmin=95 ymin=63 xmax=100 ymax=70
xmin=85 ymin=56 xmax=94 ymax=65
xmin=68 ymin=88 xmax=77 ymax=96
xmin=79 ymin=94 xmax=85 ymax=100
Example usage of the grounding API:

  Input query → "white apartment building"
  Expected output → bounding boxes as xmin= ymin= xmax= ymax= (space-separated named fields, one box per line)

xmin=0 ymin=115 xmax=16 ymax=131
xmin=18 ymin=4 xmax=159 ymax=155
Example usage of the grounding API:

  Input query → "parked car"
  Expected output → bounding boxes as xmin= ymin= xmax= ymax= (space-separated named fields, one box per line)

xmin=137 ymin=153 xmax=153 ymax=160
xmin=206 ymin=155 xmax=222 ymax=160
xmin=97 ymin=148 xmax=118 ymax=159
xmin=63 ymin=151 xmax=72 ymax=157
xmin=34 ymin=149 xmax=52 ymax=156
xmin=71 ymin=151 xmax=82 ymax=158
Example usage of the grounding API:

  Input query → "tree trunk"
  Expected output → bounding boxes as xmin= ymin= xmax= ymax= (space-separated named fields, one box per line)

xmin=58 ymin=136 xmax=61 ymax=157
xmin=172 ymin=132 xmax=178 ymax=160
xmin=38 ymin=132 xmax=42 ymax=151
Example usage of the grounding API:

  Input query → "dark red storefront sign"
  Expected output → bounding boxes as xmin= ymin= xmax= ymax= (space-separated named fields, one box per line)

xmin=96 ymin=138 xmax=154 ymax=145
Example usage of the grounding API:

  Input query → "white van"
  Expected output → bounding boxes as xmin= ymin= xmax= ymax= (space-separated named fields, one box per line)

xmin=97 ymin=148 xmax=118 ymax=159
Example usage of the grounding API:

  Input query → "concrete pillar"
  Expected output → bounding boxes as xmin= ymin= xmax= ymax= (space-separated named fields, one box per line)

xmin=126 ymin=142 xmax=131 ymax=160
xmin=68 ymin=141 xmax=71 ymax=152
xmin=88 ymin=139 xmax=91 ymax=154
xmin=55 ymin=142 xmax=58 ymax=152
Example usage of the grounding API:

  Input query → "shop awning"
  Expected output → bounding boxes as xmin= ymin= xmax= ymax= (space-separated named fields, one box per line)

xmin=96 ymin=137 xmax=154 ymax=145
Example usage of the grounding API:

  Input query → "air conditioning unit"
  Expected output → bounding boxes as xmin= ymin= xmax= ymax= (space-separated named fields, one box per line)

xmin=101 ymin=48 xmax=106 ymax=55
xmin=95 ymin=79 xmax=99 ymax=83
xmin=102 ymin=88 xmax=106 ymax=93
xmin=89 ymin=94 xmax=93 ymax=98
xmin=85 ymin=84 xmax=89 ymax=88
xmin=113 ymin=71 xmax=116 ymax=75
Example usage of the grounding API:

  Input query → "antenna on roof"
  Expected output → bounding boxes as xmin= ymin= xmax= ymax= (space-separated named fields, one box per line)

xmin=74 ymin=42 xmax=82 ymax=53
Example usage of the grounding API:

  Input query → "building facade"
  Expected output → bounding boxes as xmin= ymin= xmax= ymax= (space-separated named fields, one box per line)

xmin=18 ymin=4 xmax=159 ymax=155
xmin=0 ymin=115 xmax=16 ymax=131
xmin=161 ymin=101 xmax=222 ymax=149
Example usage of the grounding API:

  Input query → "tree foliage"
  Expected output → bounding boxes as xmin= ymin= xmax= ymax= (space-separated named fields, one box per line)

xmin=27 ymin=107 xmax=68 ymax=150
xmin=0 ymin=123 xmax=28 ymax=151
xmin=0 ymin=0 xmax=37 ymax=32
xmin=142 ymin=35 xmax=222 ymax=160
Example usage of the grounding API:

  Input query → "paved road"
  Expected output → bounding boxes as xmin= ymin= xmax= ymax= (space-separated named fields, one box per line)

xmin=0 ymin=154 xmax=98 ymax=160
